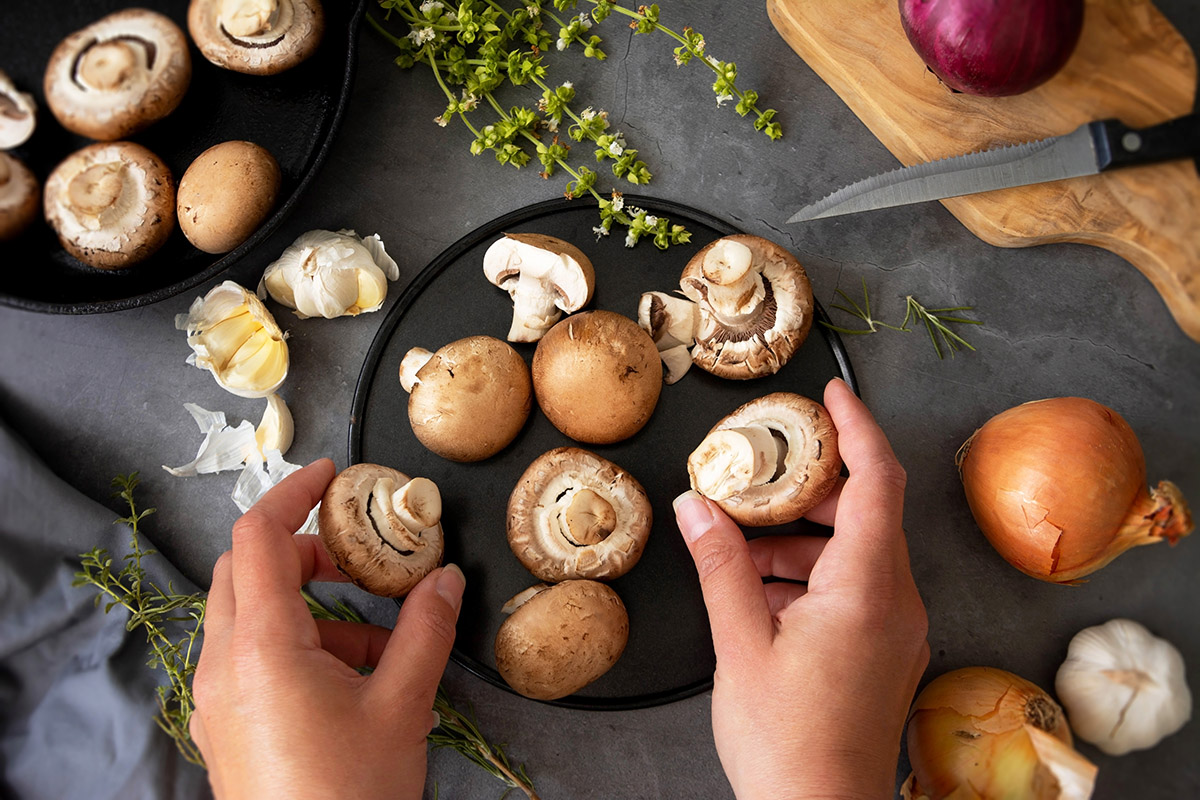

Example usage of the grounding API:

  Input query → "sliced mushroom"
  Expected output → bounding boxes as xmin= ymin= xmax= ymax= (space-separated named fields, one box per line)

xmin=687 ymin=392 xmax=841 ymax=526
xmin=188 ymin=0 xmax=325 ymax=76
xmin=318 ymin=463 xmax=444 ymax=597
xmin=43 ymin=9 xmax=191 ymax=141
xmin=507 ymin=447 xmax=651 ymax=582
xmin=532 ymin=310 xmax=661 ymax=444
xmin=482 ymin=232 xmax=595 ymax=342
xmin=0 ymin=71 xmax=37 ymax=149
xmin=0 ymin=153 xmax=39 ymax=242
xmin=401 ymin=335 xmax=532 ymax=462
xmin=44 ymin=141 xmax=175 ymax=270
xmin=637 ymin=290 xmax=700 ymax=384
xmin=494 ymin=580 xmax=629 ymax=701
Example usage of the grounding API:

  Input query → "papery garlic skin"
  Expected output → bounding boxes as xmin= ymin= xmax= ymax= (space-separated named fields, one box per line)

xmin=259 ymin=229 xmax=400 ymax=319
xmin=177 ymin=281 xmax=289 ymax=398
xmin=1056 ymin=618 xmax=1192 ymax=756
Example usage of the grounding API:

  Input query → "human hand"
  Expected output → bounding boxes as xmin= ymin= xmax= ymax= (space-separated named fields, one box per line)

xmin=674 ymin=378 xmax=929 ymax=800
xmin=190 ymin=459 xmax=465 ymax=800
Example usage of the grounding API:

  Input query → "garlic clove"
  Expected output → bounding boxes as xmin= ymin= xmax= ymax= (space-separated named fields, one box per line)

xmin=178 ymin=281 xmax=288 ymax=398
xmin=259 ymin=229 xmax=399 ymax=319
xmin=162 ymin=403 xmax=258 ymax=476
xmin=255 ymin=393 xmax=294 ymax=458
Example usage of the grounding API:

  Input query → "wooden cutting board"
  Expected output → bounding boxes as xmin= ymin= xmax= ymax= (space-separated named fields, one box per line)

xmin=767 ymin=0 xmax=1200 ymax=342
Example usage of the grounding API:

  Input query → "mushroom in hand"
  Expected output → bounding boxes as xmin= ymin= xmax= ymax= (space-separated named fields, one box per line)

xmin=494 ymin=580 xmax=629 ymax=701
xmin=482 ymin=232 xmax=595 ymax=343
xmin=507 ymin=447 xmax=651 ymax=582
xmin=0 ymin=153 xmax=39 ymax=242
xmin=0 ymin=71 xmax=37 ymax=149
xmin=688 ymin=392 xmax=841 ymax=526
xmin=43 ymin=9 xmax=191 ymax=141
xmin=188 ymin=0 xmax=325 ymax=75
xmin=318 ymin=463 xmax=445 ymax=598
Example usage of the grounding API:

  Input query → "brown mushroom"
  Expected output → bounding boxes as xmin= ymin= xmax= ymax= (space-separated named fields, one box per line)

xmin=177 ymin=141 xmax=281 ymax=254
xmin=0 ymin=70 xmax=37 ymax=150
xmin=43 ymin=141 xmax=175 ymax=269
xmin=494 ymin=580 xmax=629 ymax=701
xmin=482 ymin=232 xmax=595 ymax=342
xmin=400 ymin=335 xmax=532 ymax=462
xmin=318 ymin=463 xmax=444 ymax=597
xmin=0 ymin=153 xmax=40 ymax=242
xmin=687 ymin=392 xmax=841 ymax=526
xmin=188 ymin=0 xmax=325 ymax=76
xmin=507 ymin=447 xmax=651 ymax=582
xmin=532 ymin=310 xmax=662 ymax=444
xmin=43 ymin=9 xmax=191 ymax=141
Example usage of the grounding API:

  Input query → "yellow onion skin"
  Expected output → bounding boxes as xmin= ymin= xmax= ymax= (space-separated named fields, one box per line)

xmin=957 ymin=397 xmax=1192 ymax=584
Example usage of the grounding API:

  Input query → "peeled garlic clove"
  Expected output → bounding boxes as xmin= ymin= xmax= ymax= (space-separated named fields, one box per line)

xmin=162 ymin=403 xmax=258 ymax=476
xmin=258 ymin=229 xmax=400 ymax=319
xmin=255 ymin=393 xmax=294 ymax=458
xmin=177 ymin=280 xmax=288 ymax=398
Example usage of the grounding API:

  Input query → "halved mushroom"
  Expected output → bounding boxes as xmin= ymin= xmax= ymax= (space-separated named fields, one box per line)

xmin=0 ymin=71 xmax=37 ymax=149
xmin=637 ymin=290 xmax=700 ymax=384
xmin=401 ymin=335 xmax=532 ymax=462
xmin=687 ymin=392 xmax=841 ymax=526
xmin=0 ymin=153 xmax=39 ymax=242
xmin=532 ymin=310 xmax=661 ymax=444
xmin=494 ymin=580 xmax=629 ymax=701
xmin=482 ymin=233 xmax=595 ymax=342
xmin=507 ymin=447 xmax=651 ymax=582
xmin=44 ymin=141 xmax=175 ymax=269
xmin=43 ymin=9 xmax=191 ymax=141
xmin=188 ymin=0 xmax=325 ymax=76
xmin=318 ymin=463 xmax=444 ymax=598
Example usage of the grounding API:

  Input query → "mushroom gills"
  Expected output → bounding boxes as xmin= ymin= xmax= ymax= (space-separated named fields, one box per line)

xmin=0 ymin=72 xmax=36 ymax=149
xmin=689 ymin=425 xmax=787 ymax=501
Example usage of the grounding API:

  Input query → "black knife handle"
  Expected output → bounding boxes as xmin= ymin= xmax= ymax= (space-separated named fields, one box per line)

xmin=1093 ymin=113 xmax=1200 ymax=170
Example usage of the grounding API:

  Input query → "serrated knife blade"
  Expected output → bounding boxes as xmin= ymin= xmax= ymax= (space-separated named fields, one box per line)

xmin=787 ymin=114 xmax=1199 ymax=223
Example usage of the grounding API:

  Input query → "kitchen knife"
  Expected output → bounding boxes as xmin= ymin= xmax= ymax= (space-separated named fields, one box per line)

xmin=787 ymin=113 xmax=1200 ymax=223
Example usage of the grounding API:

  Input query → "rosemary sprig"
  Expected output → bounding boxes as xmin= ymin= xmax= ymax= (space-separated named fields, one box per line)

xmin=77 ymin=477 xmax=538 ymax=797
xmin=821 ymin=279 xmax=983 ymax=359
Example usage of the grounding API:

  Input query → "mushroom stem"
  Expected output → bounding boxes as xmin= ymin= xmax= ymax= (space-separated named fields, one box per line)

xmin=399 ymin=347 xmax=434 ymax=392
xmin=220 ymin=0 xmax=281 ymax=38
xmin=368 ymin=478 xmax=422 ymax=551
xmin=700 ymin=239 xmax=765 ymax=326
xmin=508 ymin=275 xmax=563 ymax=342
xmin=689 ymin=425 xmax=782 ymax=500
xmin=560 ymin=489 xmax=617 ymax=546
xmin=392 ymin=477 xmax=442 ymax=533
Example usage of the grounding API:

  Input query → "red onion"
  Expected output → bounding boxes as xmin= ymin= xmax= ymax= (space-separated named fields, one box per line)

xmin=898 ymin=0 xmax=1085 ymax=97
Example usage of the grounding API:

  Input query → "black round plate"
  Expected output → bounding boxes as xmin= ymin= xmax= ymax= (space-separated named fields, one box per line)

xmin=350 ymin=196 xmax=857 ymax=710
xmin=0 ymin=0 xmax=364 ymax=314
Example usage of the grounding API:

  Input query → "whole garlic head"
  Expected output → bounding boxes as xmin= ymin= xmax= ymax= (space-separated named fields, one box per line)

xmin=259 ymin=229 xmax=400 ymax=319
xmin=1055 ymin=618 xmax=1192 ymax=756
xmin=177 ymin=280 xmax=289 ymax=398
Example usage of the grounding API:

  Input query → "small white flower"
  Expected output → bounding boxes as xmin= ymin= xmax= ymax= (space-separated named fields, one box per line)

xmin=645 ymin=215 xmax=659 ymax=227
xmin=627 ymin=205 xmax=646 ymax=217
xmin=577 ymin=12 xmax=592 ymax=29
xmin=580 ymin=107 xmax=596 ymax=121
xmin=625 ymin=231 xmax=637 ymax=248
xmin=444 ymin=10 xmax=457 ymax=21
xmin=546 ymin=118 xmax=560 ymax=133
xmin=407 ymin=26 xmax=436 ymax=45
xmin=561 ymin=81 xmax=574 ymax=90
xmin=697 ymin=38 xmax=706 ymax=51
xmin=434 ymin=115 xmax=449 ymax=127
xmin=592 ymin=225 xmax=610 ymax=239
xmin=707 ymin=55 xmax=720 ymax=68
xmin=611 ymin=194 xmax=625 ymax=212
xmin=526 ymin=5 xmax=540 ymax=15
xmin=556 ymin=37 xmax=568 ymax=51
xmin=419 ymin=0 xmax=443 ymax=13
xmin=673 ymin=53 xmax=684 ymax=66
xmin=607 ymin=140 xmax=624 ymax=157
xmin=460 ymin=92 xmax=479 ymax=111
xmin=716 ymin=93 xmax=734 ymax=107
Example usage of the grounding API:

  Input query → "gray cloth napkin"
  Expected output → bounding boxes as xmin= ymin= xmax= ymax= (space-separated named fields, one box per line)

xmin=0 ymin=419 xmax=210 ymax=800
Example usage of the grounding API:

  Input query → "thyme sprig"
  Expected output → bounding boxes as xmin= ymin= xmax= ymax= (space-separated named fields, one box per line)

xmin=76 ymin=476 xmax=538 ymax=797
xmin=822 ymin=279 xmax=983 ymax=359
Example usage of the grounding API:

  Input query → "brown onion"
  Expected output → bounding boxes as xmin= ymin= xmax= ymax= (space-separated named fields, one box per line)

xmin=902 ymin=667 xmax=1097 ymax=800
xmin=956 ymin=397 xmax=1192 ymax=584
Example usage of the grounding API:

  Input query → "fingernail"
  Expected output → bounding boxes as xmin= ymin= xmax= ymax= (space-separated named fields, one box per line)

xmin=673 ymin=490 xmax=714 ymax=543
xmin=428 ymin=709 xmax=441 ymax=733
xmin=436 ymin=563 xmax=466 ymax=613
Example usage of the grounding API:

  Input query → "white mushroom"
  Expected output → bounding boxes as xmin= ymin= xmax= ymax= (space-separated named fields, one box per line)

xmin=637 ymin=290 xmax=700 ymax=384
xmin=0 ymin=153 xmax=39 ymax=242
xmin=482 ymin=232 xmax=596 ymax=342
xmin=42 ymin=9 xmax=191 ymax=141
xmin=0 ymin=71 xmax=37 ymax=149
xmin=188 ymin=0 xmax=325 ymax=76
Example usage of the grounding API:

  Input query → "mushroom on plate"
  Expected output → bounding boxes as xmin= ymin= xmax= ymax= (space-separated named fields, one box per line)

xmin=687 ymin=392 xmax=841 ymax=526
xmin=0 ymin=153 xmax=39 ymax=241
xmin=507 ymin=447 xmax=651 ymax=582
xmin=532 ymin=310 xmax=661 ymax=444
xmin=177 ymin=140 xmax=281 ymax=254
xmin=494 ymin=580 xmax=629 ymax=701
xmin=400 ymin=335 xmax=532 ymax=462
xmin=44 ymin=141 xmax=175 ymax=269
xmin=318 ymin=463 xmax=444 ymax=597
xmin=0 ymin=71 xmax=37 ymax=150
xmin=482 ymin=232 xmax=596 ymax=343
xmin=188 ymin=0 xmax=325 ymax=75
xmin=43 ymin=9 xmax=191 ymax=141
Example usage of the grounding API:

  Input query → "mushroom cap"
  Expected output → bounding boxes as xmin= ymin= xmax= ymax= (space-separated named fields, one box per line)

xmin=0 ymin=153 xmax=40 ymax=242
xmin=532 ymin=310 xmax=662 ymax=444
xmin=681 ymin=235 xmax=814 ymax=380
xmin=407 ymin=335 xmax=533 ymax=462
xmin=482 ymin=232 xmax=596 ymax=342
xmin=177 ymin=140 xmax=281 ymax=254
xmin=317 ymin=463 xmax=444 ymax=597
xmin=494 ymin=580 xmax=629 ymax=701
xmin=483 ymin=232 xmax=596 ymax=307
xmin=689 ymin=392 xmax=841 ymax=526
xmin=0 ymin=70 xmax=37 ymax=150
xmin=507 ymin=447 xmax=652 ymax=582
xmin=43 ymin=9 xmax=191 ymax=141
xmin=188 ymin=0 xmax=325 ymax=76
xmin=44 ymin=141 xmax=175 ymax=270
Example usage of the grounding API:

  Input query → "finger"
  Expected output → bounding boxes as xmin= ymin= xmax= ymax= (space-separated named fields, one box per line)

xmin=201 ymin=551 xmax=235 ymax=650
xmin=293 ymin=534 xmax=353 ymax=584
xmin=801 ymin=476 xmax=844 ymax=528
xmin=764 ymin=581 xmax=808 ymax=620
xmin=315 ymin=619 xmax=393 ymax=670
xmin=747 ymin=535 xmax=829 ymax=582
xmin=371 ymin=565 xmax=465 ymax=710
xmin=231 ymin=459 xmax=336 ymax=632
xmin=673 ymin=491 xmax=773 ymax=659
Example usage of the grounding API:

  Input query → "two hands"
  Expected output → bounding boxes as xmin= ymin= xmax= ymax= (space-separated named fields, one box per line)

xmin=191 ymin=377 xmax=928 ymax=800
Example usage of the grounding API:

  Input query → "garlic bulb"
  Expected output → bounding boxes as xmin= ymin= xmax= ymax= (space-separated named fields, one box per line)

xmin=1056 ymin=618 xmax=1192 ymax=756
xmin=259 ymin=229 xmax=400 ymax=319
xmin=177 ymin=281 xmax=289 ymax=398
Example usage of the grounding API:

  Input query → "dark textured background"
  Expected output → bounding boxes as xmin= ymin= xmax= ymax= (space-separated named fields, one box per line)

xmin=1 ymin=1 xmax=1197 ymax=797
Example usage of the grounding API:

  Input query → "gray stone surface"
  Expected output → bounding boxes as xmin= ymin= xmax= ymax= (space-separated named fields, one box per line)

xmin=2 ymin=2 xmax=1198 ymax=798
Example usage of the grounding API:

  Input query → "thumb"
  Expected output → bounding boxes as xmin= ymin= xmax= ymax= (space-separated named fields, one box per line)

xmin=371 ymin=564 xmax=465 ymax=715
xmin=674 ymin=491 xmax=773 ymax=660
